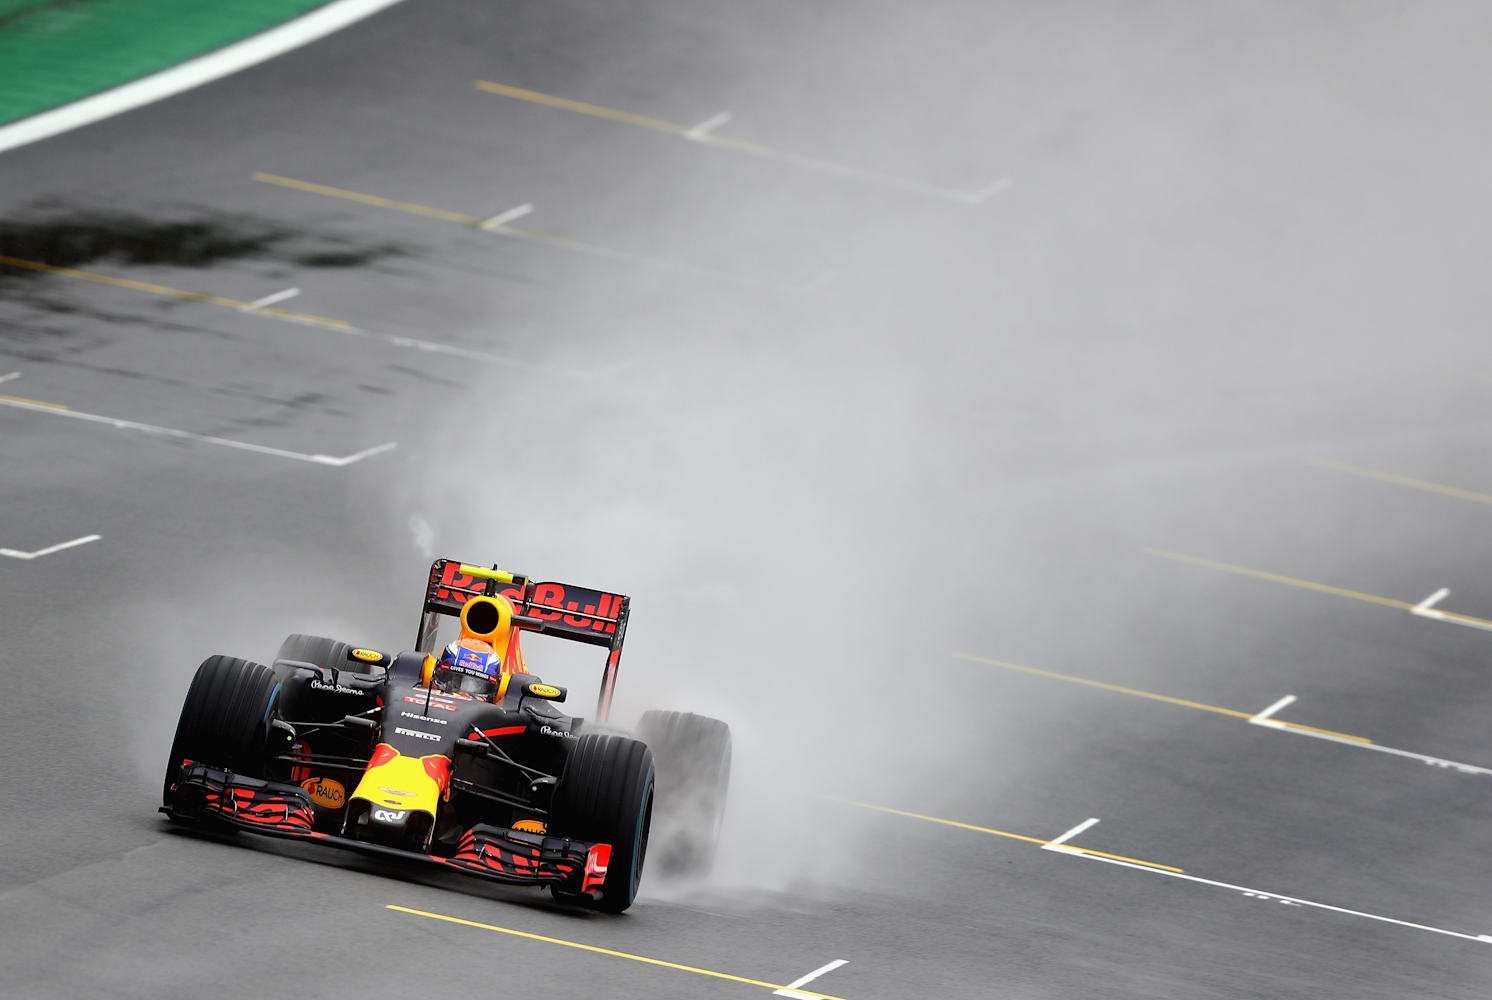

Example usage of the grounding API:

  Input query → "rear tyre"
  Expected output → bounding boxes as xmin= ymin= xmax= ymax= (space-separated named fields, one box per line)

xmin=551 ymin=733 xmax=654 ymax=913
xmin=273 ymin=633 xmax=351 ymax=671
xmin=162 ymin=655 xmax=278 ymax=807
xmin=635 ymin=710 xmax=731 ymax=876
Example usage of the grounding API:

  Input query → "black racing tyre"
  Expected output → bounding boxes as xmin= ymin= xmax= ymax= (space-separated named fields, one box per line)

xmin=635 ymin=710 xmax=731 ymax=876
xmin=273 ymin=633 xmax=352 ymax=671
xmin=163 ymin=655 xmax=278 ymax=807
xmin=550 ymin=733 xmax=654 ymax=913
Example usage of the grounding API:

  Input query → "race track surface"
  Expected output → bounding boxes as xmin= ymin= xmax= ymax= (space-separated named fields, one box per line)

xmin=3 ymin=2 xmax=1492 ymax=997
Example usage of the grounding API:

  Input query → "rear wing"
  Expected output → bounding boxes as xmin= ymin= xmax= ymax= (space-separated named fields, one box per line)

xmin=415 ymin=558 xmax=630 ymax=720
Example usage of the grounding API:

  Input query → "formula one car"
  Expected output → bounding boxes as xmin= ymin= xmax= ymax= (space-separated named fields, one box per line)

xmin=161 ymin=558 xmax=731 ymax=913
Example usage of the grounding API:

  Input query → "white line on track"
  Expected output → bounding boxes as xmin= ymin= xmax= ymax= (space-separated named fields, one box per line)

xmin=685 ymin=111 xmax=732 ymax=141
xmin=774 ymin=959 xmax=847 ymax=999
xmin=0 ymin=372 xmax=19 ymax=385
xmin=0 ymin=395 xmax=396 ymax=467
xmin=1415 ymin=587 xmax=1450 ymax=611
xmin=242 ymin=287 xmax=301 ymax=311
xmin=1045 ymin=817 xmax=1099 ymax=847
xmin=1248 ymin=712 xmax=1492 ymax=775
xmin=480 ymin=203 xmax=534 ymax=231
xmin=0 ymin=0 xmax=406 ymax=156
xmin=1251 ymin=694 xmax=1296 ymax=722
xmin=1060 ymin=847 xmax=1491 ymax=944
xmin=0 ymin=534 xmax=100 ymax=560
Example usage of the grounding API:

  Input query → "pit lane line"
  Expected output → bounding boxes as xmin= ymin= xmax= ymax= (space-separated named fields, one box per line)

xmin=0 ymin=386 xmax=396 ymax=467
xmin=951 ymin=652 xmax=1492 ymax=777
xmin=1310 ymin=458 xmax=1492 ymax=507
xmin=846 ymin=803 xmax=1492 ymax=946
xmin=0 ymin=255 xmax=571 ymax=371
xmin=385 ymin=905 xmax=849 ymax=1000
xmin=251 ymin=173 xmax=821 ymax=291
xmin=470 ymin=80 xmax=1012 ymax=205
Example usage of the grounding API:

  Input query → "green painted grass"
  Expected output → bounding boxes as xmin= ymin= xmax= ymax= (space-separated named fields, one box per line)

xmin=0 ymin=0 xmax=331 ymax=126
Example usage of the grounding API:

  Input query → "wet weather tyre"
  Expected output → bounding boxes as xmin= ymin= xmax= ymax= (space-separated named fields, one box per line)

xmin=635 ymin=710 xmax=731 ymax=876
xmin=163 ymin=655 xmax=277 ymax=807
xmin=273 ymin=633 xmax=351 ymax=671
xmin=551 ymin=733 xmax=654 ymax=913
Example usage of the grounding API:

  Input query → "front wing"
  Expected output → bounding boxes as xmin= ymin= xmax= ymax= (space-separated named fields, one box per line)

xmin=165 ymin=763 xmax=609 ymax=896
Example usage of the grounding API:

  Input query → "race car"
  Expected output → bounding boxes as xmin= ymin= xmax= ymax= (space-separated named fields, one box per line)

xmin=161 ymin=557 xmax=731 ymax=913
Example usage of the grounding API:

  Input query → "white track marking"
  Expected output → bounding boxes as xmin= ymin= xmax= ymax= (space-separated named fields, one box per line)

xmin=0 ymin=534 xmax=100 ymax=560
xmin=479 ymin=203 xmax=534 ymax=231
xmin=0 ymin=395 xmax=396 ymax=467
xmin=1045 ymin=817 xmax=1099 ymax=848
xmin=1251 ymin=694 xmax=1296 ymax=722
xmin=958 ymin=177 xmax=1015 ymax=204
xmin=685 ymin=111 xmax=732 ymax=141
xmin=0 ymin=372 xmax=19 ymax=385
xmin=1410 ymin=598 xmax=1492 ymax=633
xmin=1415 ymin=587 xmax=1450 ymax=611
xmin=1060 ymin=848 xmax=1491 ymax=944
xmin=242 ymin=287 xmax=301 ymax=311
xmin=0 ymin=0 xmax=406 ymax=156
xmin=1248 ymin=714 xmax=1492 ymax=775
xmin=774 ymin=959 xmax=847 ymax=999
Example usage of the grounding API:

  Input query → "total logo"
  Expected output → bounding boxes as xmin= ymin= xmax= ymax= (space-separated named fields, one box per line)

xmin=400 ymin=711 xmax=447 ymax=726
xmin=311 ymin=679 xmax=361 ymax=695
xmin=539 ymin=725 xmax=575 ymax=740
xmin=394 ymin=727 xmax=442 ymax=742
xmin=371 ymin=809 xmax=408 ymax=823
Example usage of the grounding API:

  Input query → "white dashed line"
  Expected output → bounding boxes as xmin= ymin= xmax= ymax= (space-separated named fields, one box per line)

xmin=1 ymin=534 xmax=101 ymax=560
xmin=1251 ymin=694 xmax=1296 ymax=722
xmin=1062 ymin=848 xmax=1491 ymax=944
xmin=242 ymin=287 xmax=301 ymax=311
xmin=480 ymin=203 xmax=535 ymax=231
xmin=1045 ymin=817 xmax=1099 ymax=847
xmin=0 ymin=395 xmax=397 ymax=467
xmin=685 ymin=111 xmax=732 ymax=141
xmin=773 ymin=959 xmax=847 ymax=999
xmin=0 ymin=371 xmax=19 ymax=385
xmin=1415 ymin=587 xmax=1450 ymax=612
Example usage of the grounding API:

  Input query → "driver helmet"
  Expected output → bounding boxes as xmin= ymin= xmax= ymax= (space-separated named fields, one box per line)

xmin=434 ymin=637 xmax=503 ymax=699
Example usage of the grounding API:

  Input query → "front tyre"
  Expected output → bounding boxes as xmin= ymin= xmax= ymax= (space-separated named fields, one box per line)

xmin=162 ymin=655 xmax=278 ymax=807
xmin=551 ymin=733 xmax=654 ymax=913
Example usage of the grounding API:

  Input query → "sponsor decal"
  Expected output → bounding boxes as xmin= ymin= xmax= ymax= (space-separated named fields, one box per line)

xmin=582 ymin=843 xmax=611 ymax=894
xmin=300 ymin=776 xmax=346 ymax=809
xmin=400 ymin=711 xmax=447 ymax=726
xmin=402 ymin=695 xmax=456 ymax=711
xmin=527 ymin=683 xmax=563 ymax=699
xmin=431 ymin=563 xmax=621 ymax=634
xmin=394 ymin=727 xmax=442 ymax=742
xmin=379 ymin=787 xmax=413 ymax=797
xmin=372 ymin=808 xmax=408 ymax=823
xmin=311 ymin=678 xmax=361 ymax=695
xmin=350 ymin=647 xmax=385 ymax=663
xmin=539 ymin=724 xmax=575 ymax=740
xmin=512 ymin=818 xmax=546 ymax=834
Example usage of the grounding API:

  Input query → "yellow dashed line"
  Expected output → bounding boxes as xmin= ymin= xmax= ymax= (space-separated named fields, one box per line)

xmin=1144 ymin=547 xmax=1492 ymax=630
xmin=950 ymin=651 xmax=1255 ymax=720
xmin=385 ymin=905 xmax=846 ymax=1000
xmin=842 ymin=801 xmax=1184 ymax=873
xmin=0 ymin=392 xmax=68 ymax=411
xmin=252 ymin=172 xmax=482 ymax=225
xmin=0 ymin=254 xmax=350 ymax=330
xmin=950 ymin=651 xmax=1375 ymax=745
xmin=1310 ymin=458 xmax=1492 ymax=507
